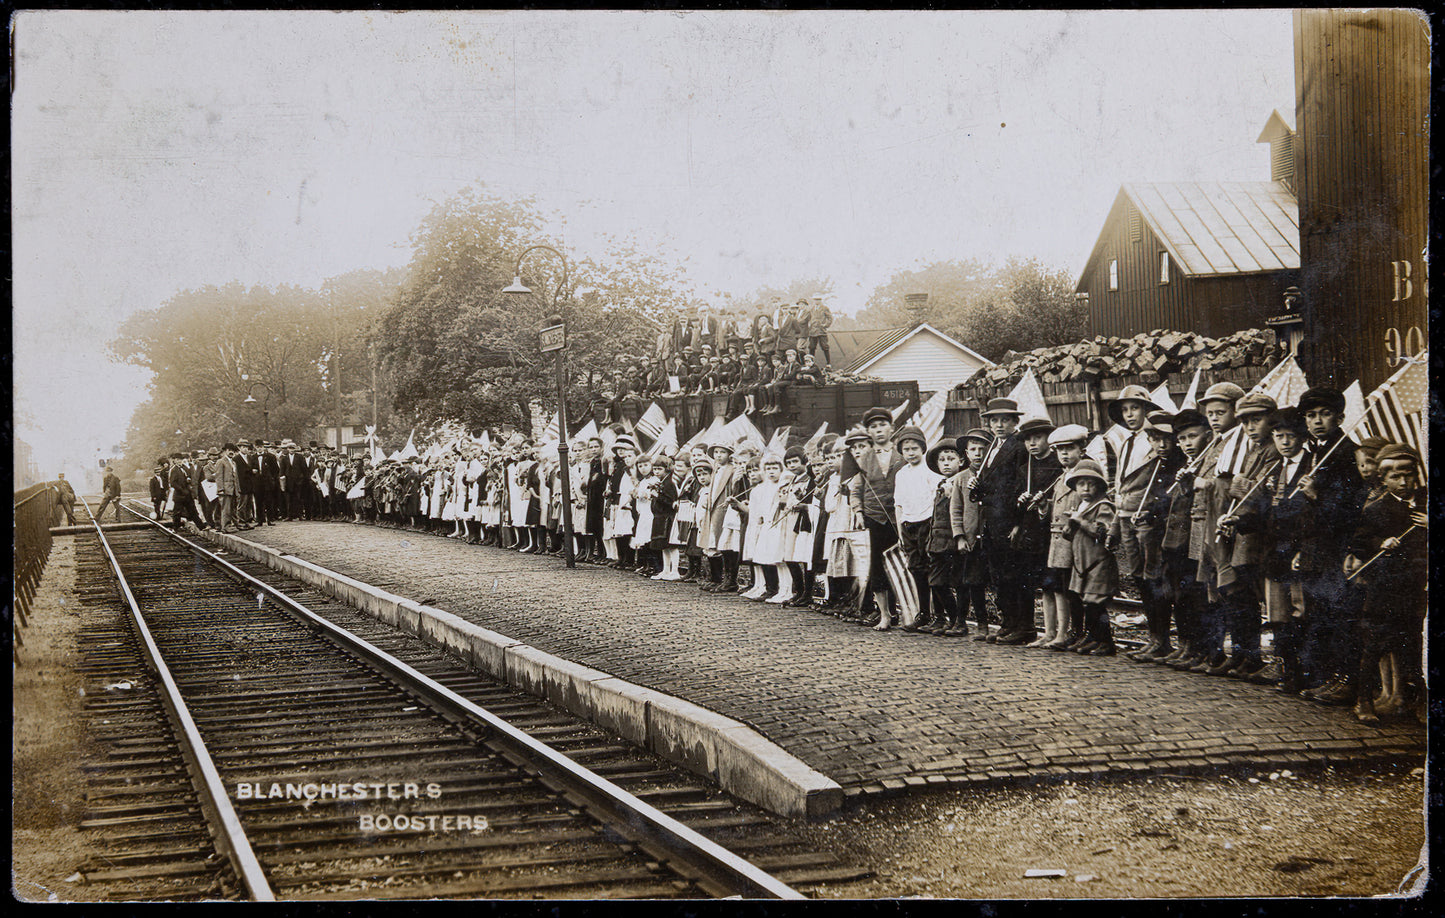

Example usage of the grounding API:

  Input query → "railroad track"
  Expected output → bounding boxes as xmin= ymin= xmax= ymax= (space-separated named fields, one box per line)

xmin=66 ymin=499 xmax=862 ymax=900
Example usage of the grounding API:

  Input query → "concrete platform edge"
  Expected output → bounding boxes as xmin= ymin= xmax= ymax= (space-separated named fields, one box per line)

xmin=206 ymin=530 xmax=843 ymax=818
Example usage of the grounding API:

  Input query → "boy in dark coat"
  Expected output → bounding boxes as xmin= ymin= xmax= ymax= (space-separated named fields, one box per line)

xmin=1344 ymin=444 xmax=1426 ymax=723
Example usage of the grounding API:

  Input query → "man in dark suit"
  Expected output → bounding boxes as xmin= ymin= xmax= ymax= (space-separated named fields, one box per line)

xmin=149 ymin=460 xmax=170 ymax=519
xmin=970 ymin=398 xmax=1030 ymax=642
xmin=278 ymin=441 xmax=302 ymax=519
xmin=234 ymin=440 xmax=256 ymax=529
xmin=691 ymin=304 xmax=723 ymax=353
xmin=168 ymin=452 xmax=204 ymax=529
xmin=256 ymin=441 xmax=281 ymax=525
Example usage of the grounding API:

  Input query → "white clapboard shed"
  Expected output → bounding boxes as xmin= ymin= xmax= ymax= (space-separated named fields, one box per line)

xmin=843 ymin=323 xmax=992 ymax=395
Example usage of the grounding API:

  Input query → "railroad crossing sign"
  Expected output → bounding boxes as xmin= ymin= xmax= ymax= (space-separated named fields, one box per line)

xmin=539 ymin=322 xmax=567 ymax=353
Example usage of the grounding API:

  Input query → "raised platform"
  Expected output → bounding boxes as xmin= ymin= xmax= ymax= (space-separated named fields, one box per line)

xmin=223 ymin=521 xmax=1424 ymax=811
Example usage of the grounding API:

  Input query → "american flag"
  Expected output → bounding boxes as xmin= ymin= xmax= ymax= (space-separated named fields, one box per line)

xmin=903 ymin=388 xmax=948 ymax=446
xmin=1248 ymin=355 xmax=1310 ymax=407
xmin=645 ymin=419 xmax=678 ymax=457
xmin=635 ymin=401 xmax=668 ymax=443
xmin=1355 ymin=351 xmax=1427 ymax=455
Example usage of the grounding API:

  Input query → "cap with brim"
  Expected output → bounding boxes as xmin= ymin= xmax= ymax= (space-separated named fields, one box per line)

xmin=1047 ymin=424 xmax=1090 ymax=447
xmin=1198 ymin=382 xmax=1246 ymax=407
xmin=981 ymin=398 xmax=1022 ymax=418
xmin=1108 ymin=384 xmax=1163 ymax=425
xmin=1142 ymin=418 xmax=1178 ymax=438
xmin=612 ymin=435 xmax=637 ymax=453
xmin=1375 ymin=443 xmax=1421 ymax=465
xmin=893 ymin=425 xmax=928 ymax=449
xmin=1169 ymin=408 xmax=1209 ymax=432
xmin=843 ymin=426 xmax=871 ymax=446
xmin=926 ymin=440 xmax=962 ymax=475
xmin=862 ymin=407 xmax=894 ymax=427
xmin=1269 ymin=407 xmax=1308 ymax=436
xmin=1296 ymin=387 xmax=1346 ymax=415
xmin=1016 ymin=417 xmax=1056 ymax=438
xmin=692 ymin=457 xmax=715 ymax=472
xmin=708 ymin=441 xmax=735 ymax=455
xmin=1066 ymin=459 xmax=1108 ymax=489
xmin=1234 ymin=392 xmax=1278 ymax=419
xmin=959 ymin=428 xmax=994 ymax=447
xmin=1354 ymin=436 xmax=1389 ymax=454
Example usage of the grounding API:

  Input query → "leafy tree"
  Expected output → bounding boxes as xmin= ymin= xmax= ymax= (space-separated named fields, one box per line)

xmin=111 ymin=270 xmax=400 ymax=470
xmin=375 ymin=186 xmax=698 ymax=433
xmin=856 ymin=257 xmax=1084 ymax=362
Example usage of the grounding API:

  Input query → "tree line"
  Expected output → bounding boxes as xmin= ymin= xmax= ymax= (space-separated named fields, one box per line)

xmin=113 ymin=184 xmax=1084 ymax=473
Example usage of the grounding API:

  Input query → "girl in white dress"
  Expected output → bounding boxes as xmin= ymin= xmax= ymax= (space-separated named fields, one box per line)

xmin=631 ymin=455 xmax=657 ymax=574
xmin=742 ymin=454 xmax=786 ymax=600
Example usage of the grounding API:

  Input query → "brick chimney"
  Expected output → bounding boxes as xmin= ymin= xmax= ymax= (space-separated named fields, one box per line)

xmin=905 ymin=292 xmax=929 ymax=327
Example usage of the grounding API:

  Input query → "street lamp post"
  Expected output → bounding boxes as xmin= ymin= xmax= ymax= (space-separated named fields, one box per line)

xmin=242 ymin=380 xmax=273 ymax=438
xmin=504 ymin=245 xmax=576 ymax=569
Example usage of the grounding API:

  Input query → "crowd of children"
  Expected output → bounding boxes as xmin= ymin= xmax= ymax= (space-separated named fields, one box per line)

xmin=328 ymin=382 xmax=1425 ymax=728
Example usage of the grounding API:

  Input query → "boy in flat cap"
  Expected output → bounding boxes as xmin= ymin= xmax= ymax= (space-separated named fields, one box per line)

xmin=1292 ymin=387 xmax=1368 ymax=706
xmin=1013 ymin=417 xmax=1062 ymax=646
xmin=1344 ymin=444 xmax=1426 ymax=723
xmin=950 ymin=429 xmax=993 ymax=638
xmin=1153 ymin=410 xmax=1213 ymax=670
xmin=1041 ymin=424 xmax=1089 ymax=649
xmin=969 ymin=398 xmax=1031 ymax=643
xmin=923 ymin=437 xmax=966 ymax=635
xmin=846 ymin=407 xmax=908 ymax=627
xmin=891 ymin=424 xmax=940 ymax=631
xmin=1184 ymin=382 xmax=1245 ymax=674
xmin=1207 ymin=392 xmax=1280 ymax=681
xmin=1126 ymin=411 xmax=1188 ymax=662
xmin=1221 ymin=407 xmax=1313 ymax=692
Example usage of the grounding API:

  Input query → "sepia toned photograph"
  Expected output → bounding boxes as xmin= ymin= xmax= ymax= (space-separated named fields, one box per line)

xmin=11 ymin=8 xmax=1429 ymax=903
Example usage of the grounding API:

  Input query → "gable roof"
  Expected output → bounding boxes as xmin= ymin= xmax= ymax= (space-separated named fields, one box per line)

xmin=827 ymin=327 xmax=910 ymax=371
xmin=848 ymin=323 xmax=993 ymax=374
xmin=1078 ymin=181 xmax=1300 ymax=289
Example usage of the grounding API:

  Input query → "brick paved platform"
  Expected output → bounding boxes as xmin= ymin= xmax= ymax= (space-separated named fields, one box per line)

xmin=243 ymin=521 xmax=1424 ymax=794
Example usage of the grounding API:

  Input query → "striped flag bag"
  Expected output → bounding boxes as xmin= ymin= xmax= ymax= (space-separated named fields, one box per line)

xmin=861 ymin=474 xmax=920 ymax=628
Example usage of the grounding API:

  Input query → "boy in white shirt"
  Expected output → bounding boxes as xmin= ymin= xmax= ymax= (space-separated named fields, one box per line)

xmin=892 ymin=425 xmax=942 ymax=632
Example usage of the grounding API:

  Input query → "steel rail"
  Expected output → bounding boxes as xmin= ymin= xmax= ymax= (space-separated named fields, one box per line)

xmin=117 ymin=502 xmax=805 ymax=900
xmin=81 ymin=497 xmax=276 ymax=901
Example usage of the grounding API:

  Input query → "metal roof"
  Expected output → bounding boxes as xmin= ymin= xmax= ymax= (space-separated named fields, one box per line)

xmin=1124 ymin=181 xmax=1301 ymax=276
xmin=840 ymin=327 xmax=913 ymax=373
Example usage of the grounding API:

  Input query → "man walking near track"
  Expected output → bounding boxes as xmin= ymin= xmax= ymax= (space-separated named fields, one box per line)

xmin=212 ymin=443 xmax=240 ymax=532
xmin=54 ymin=472 xmax=77 ymax=525
xmin=96 ymin=466 xmax=123 ymax=522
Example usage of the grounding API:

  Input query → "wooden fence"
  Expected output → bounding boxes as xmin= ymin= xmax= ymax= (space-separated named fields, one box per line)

xmin=943 ymin=365 xmax=1269 ymax=437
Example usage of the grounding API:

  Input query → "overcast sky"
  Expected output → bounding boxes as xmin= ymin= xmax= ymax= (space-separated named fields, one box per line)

xmin=12 ymin=9 xmax=1295 ymax=480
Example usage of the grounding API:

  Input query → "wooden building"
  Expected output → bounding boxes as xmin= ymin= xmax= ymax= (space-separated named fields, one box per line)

xmin=837 ymin=323 xmax=992 ymax=395
xmin=1077 ymin=122 xmax=1302 ymax=340
xmin=1293 ymin=9 xmax=1429 ymax=391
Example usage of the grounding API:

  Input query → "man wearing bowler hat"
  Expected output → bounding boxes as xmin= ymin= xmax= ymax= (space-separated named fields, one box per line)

xmin=970 ymin=397 xmax=1031 ymax=642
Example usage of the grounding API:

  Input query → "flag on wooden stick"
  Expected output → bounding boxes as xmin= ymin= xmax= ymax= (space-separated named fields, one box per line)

xmin=802 ymin=422 xmax=829 ymax=454
xmin=645 ymin=419 xmax=678 ymax=457
xmin=1355 ymin=352 xmax=1427 ymax=455
xmin=1248 ymin=355 xmax=1309 ymax=407
xmin=904 ymin=388 xmax=949 ymax=446
xmin=889 ymin=400 xmax=912 ymax=422
xmin=540 ymin=412 xmax=560 ymax=444
xmin=635 ymin=402 xmax=668 ymax=443
xmin=1342 ymin=381 xmax=1367 ymax=443
xmin=1007 ymin=368 xmax=1050 ymax=422
xmin=681 ymin=416 xmax=725 ymax=453
xmin=1149 ymin=382 xmax=1178 ymax=415
xmin=397 ymin=430 xmax=419 ymax=460
xmin=1179 ymin=367 xmax=1203 ymax=410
